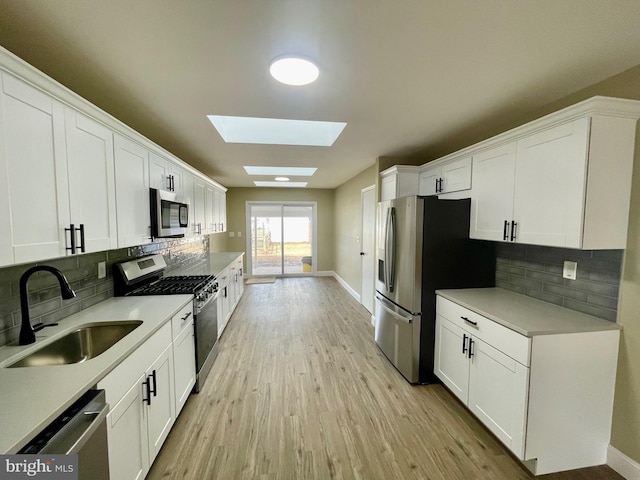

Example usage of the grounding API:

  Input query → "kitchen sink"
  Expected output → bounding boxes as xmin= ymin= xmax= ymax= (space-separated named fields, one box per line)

xmin=6 ymin=321 xmax=143 ymax=368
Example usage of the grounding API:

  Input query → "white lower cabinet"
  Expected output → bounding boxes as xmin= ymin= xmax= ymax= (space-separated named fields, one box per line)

xmin=435 ymin=310 xmax=528 ymax=457
xmin=217 ymin=267 xmax=231 ymax=337
xmin=171 ymin=303 xmax=196 ymax=416
xmin=99 ymin=322 xmax=177 ymax=480
xmin=435 ymin=295 xmax=620 ymax=475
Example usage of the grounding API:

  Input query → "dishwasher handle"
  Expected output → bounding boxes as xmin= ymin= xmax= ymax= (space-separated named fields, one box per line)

xmin=39 ymin=391 xmax=109 ymax=455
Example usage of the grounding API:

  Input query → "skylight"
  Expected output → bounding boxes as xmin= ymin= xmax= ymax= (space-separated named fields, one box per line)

xmin=254 ymin=181 xmax=308 ymax=188
xmin=243 ymin=166 xmax=317 ymax=176
xmin=207 ymin=115 xmax=346 ymax=146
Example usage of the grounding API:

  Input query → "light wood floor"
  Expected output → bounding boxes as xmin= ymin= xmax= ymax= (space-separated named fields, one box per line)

xmin=148 ymin=277 xmax=623 ymax=480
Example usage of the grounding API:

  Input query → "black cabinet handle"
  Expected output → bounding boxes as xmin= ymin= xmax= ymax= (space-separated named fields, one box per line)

xmin=149 ymin=370 xmax=157 ymax=397
xmin=503 ymin=220 xmax=509 ymax=241
xmin=65 ymin=224 xmax=76 ymax=254
xmin=78 ymin=224 xmax=86 ymax=253
xmin=181 ymin=311 xmax=192 ymax=322
xmin=511 ymin=221 xmax=517 ymax=242
xmin=468 ymin=338 xmax=475 ymax=359
xmin=142 ymin=377 xmax=152 ymax=406
xmin=461 ymin=316 xmax=478 ymax=326
xmin=462 ymin=333 xmax=468 ymax=354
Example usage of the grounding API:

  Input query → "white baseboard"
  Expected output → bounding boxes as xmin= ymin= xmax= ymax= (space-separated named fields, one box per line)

xmin=331 ymin=272 xmax=361 ymax=303
xmin=315 ymin=270 xmax=334 ymax=277
xmin=609 ymin=445 xmax=640 ymax=480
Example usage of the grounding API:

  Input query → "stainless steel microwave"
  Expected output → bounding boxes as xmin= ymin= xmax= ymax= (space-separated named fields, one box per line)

xmin=150 ymin=188 xmax=189 ymax=238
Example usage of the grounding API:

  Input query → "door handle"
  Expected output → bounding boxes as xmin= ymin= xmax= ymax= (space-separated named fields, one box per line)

xmin=503 ymin=220 xmax=509 ymax=241
xmin=510 ymin=221 xmax=517 ymax=242
xmin=149 ymin=370 xmax=157 ymax=397
xmin=462 ymin=333 xmax=468 ymax=354
xmin=468 ymin=338 xmax=475 ymax=359
xmin=142 ymin=377 xmax=152 ymax=406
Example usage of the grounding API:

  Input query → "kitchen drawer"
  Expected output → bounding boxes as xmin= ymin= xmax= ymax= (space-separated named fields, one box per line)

xmin=98 ymin=322 xmax=172 ymax=406
xmin=171 ymin=303 xmax=193 ymax=339
xmin=437 ymin=296 xmax=531 ymax=366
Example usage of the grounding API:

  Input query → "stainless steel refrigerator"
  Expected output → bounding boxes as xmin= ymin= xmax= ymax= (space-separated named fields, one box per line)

xmin=375 ymin=196 xmax=495 ymax=383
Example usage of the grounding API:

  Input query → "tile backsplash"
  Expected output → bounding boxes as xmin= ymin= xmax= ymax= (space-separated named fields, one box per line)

xmin=0 ymin=236 xmax=209 ymax=347
xmin=495 ymin=243 xmax=622 ymax=322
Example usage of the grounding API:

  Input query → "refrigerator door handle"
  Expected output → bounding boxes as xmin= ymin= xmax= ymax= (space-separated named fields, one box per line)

xmin=384 ymin=206 xmax=396 ymax=292
xmin=376 ymin=294 xmax=413 ymax=324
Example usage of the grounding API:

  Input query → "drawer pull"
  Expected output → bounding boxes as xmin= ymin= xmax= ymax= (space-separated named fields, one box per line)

xmin=461 ymin=316 xmax=478 ymax=326
xmin=181 ymin=311 xmax=192 ymax=322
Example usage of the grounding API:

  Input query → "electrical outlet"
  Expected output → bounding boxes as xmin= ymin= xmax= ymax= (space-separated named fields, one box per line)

xmin=563 ymin=261 xmax=577 ymax=280
xmin=237 ymin=232 xmax=242 ymax=237
xmin=98 ymin=261 xmax=107 ymax=279
xmin=229 ymin=231 xmax=235 ymax=237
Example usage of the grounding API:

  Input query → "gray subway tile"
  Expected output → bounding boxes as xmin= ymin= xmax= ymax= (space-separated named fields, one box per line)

xmin=567 ymin=279 xmax=618 ymax=298
xmin=587 ymin=293 xmax=619 ymax=310
xmin=543 ymin=284 xmax=588 ymax=302
xmin=496 ymin=280 xmax=526 ymax=295
xmin=509 ymin=275 xmax=542 ymax=291
xmin=526 ymin=270 xmax=564 ymax=286
xmin=563 ymin=299 xmax=617 ymax=322
xmin=524 ymin=289 xmax=564 ymax=306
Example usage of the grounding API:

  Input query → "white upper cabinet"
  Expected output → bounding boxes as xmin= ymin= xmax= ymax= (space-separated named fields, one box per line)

xmin=114 ymin=134 xmax=152 ymax=248
xmin=469 ymin=98 xmax=640 ymax=249
xmin=419 ymin=156 xmax=472 ymax=196
xmin=470 ymin=143 xmax=518 ymax=242
xmin=149 ymin=152 xmax=184 ymax=196
xmin=192 ymin=178 xmax=207 ymax=235
xmin=0 ymin=72 xmax=68 ymax=266
xmin=64 ymin=107 xmax=118 ymax=253
xmin=0 ymin=72 xmax=118 ymax=266
xmin=380 ymin=165 xmax=420 ymax=201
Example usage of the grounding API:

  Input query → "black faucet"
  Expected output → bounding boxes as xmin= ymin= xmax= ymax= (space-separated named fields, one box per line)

xmin=19 ymin=266 xmax=76 ymax=345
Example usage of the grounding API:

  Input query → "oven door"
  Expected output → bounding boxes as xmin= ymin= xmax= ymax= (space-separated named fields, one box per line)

xmin=194 ymin=292 xmax=219 ymax=392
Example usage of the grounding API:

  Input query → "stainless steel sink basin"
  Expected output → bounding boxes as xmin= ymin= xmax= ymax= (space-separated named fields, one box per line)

xmin=7 ymin=321 xmax=143 ymax=368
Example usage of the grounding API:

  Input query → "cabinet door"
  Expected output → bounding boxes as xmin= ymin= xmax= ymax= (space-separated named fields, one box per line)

xmin=148 ymin=152 xmax=172 ymax=192
xmin=0 ymin=72 xmax=69 ymax=265
xmin=106 ymin=374 xmax=148 ymax=480
xmin=192 ymin=179 xmax=206 ymax=235
xmin=468 ymin=338 xmax=529 ymax=459
xmin=173 ymin=320 xmax=196 ymax=415
xmin=114 ymin=135 xmax=152 ymax=247
xmin=513 ymin=118 xmax=590 ymax=248
xmin=442 ymin=156 xmax=472 ymax=193
xmin=205 ymin=184 xmax=216 ymax=233
xmin=64 ymin=107 xmax=118 ymax=252
xmin=219 ymin=190 xmax=227 ymax=232
xmin=434 ymin=315 xmax=470 ymax=403
xmin=418 ymin=167 xmax=440 ymax=196
xmin=146 ymin=345 xmax=176 ymax=465
xmin=380 ymin=175 xmax=397 ymax=201
xmin=470 ymin=143 xmax=517 ymax=241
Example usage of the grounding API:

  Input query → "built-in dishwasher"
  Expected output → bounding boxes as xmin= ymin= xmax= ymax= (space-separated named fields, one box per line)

xmin=19 ymin=389 xmax=109 ymax=480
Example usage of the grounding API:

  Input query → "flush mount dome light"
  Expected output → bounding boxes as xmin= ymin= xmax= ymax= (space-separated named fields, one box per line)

xmin=270 ymin=56 xmax=319 ymax=86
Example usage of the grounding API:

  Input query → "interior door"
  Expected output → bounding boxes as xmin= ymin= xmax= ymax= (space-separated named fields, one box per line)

xmin=361 ymin=186 xmax=376 ymax=314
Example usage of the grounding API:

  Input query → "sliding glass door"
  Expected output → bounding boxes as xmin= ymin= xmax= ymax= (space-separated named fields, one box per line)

xmin=247 ymin=202 xmax=316 ymax=276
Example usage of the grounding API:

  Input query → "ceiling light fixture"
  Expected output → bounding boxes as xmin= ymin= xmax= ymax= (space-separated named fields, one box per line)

xmin=269 ymin=56 xmax=319 ymax=86
xmin=275 ymin=177 xmax=290 ymax=182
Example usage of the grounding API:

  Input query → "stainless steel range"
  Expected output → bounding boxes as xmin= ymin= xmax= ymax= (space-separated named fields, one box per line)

xmin=114 ymin=254 xmax=219 ymax=392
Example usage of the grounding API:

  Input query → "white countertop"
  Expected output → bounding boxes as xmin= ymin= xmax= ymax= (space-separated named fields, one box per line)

xmin=436 ymin=287 xmax=621 ymax=337
xmin=176 ymin=251 xmax=244 ymax=277
xmin=0 ymin=294 xmax=192 ymax=454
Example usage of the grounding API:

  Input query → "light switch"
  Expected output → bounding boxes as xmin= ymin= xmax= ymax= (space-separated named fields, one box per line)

xmin=237 ymin=232 xmax=242 ymax=237
xmin=98 ymin=261 xmax=107 ymax=279
xmin=563 ymin=261 xmax=577 ymax=280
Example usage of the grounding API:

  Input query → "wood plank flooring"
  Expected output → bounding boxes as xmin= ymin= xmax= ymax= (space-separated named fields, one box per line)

xmin=147 ymin=277 xmax=623 ymax=480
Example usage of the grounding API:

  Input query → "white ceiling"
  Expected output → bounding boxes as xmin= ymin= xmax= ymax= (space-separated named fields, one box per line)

xmin=2 ymin=1 xmax=640 ymax=189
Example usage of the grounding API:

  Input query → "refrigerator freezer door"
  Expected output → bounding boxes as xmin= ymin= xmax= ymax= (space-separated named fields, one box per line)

xmin=375 ymin=293 xmax=421 ymax=383
xmin=376 ymin=196 xmax=423 ymax=313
